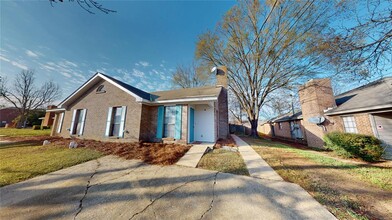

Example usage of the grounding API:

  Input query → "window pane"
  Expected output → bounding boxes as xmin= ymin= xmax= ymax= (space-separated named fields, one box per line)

xmin=164 ymin=106 xmax=176 ymax=138
xmin=110 ymin=107 xmax=123 ymax=136
xmin=342 ymin=116 xmax=358 ymax=134
xmin=114 ymin=107 xmax=122 ymax=124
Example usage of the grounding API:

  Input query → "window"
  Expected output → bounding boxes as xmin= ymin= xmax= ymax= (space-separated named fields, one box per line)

xmin=164 ymin=106 xmax=176 ymax=138
xmin=342 ymin=116 xmax=358 ymax=133
xmin=71 ymin=109 xmax=86 ymax=135
xmin=278 ymin=122 xmax=282 ymax=130
xmin=110 ymin=107 xmax=123 ymax=136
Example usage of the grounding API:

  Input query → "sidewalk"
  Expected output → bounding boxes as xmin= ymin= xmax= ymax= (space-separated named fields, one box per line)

xmin=231 ymin=134 xmax=283 ymax=181
xmin=176 ymin=143 xmax=212 ymax=167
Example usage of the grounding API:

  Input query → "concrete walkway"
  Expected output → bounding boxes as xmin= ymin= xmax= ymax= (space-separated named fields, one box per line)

xmin=0 ymin=155 xmax=336 ymax=220
xmin=176 ymin=143 xmax=212 ymax=167
xmin=232 ymin=134 xmax=283 ymax=181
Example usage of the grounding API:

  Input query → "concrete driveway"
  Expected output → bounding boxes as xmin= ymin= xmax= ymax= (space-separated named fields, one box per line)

xmin=0 ymin=156 xmax=336 ymax=220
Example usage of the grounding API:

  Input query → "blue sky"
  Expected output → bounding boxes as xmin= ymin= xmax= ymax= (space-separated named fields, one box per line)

xmin=0 ymin=0 xmax=235 ymax=101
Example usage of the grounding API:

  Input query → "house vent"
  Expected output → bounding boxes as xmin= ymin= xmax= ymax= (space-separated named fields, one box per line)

xmin=96 ymin=85 xmax=106 ymax=93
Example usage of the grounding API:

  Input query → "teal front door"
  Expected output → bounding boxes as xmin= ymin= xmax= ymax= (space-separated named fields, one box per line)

xmin=189 ymin=107 xmax=194 ymax=142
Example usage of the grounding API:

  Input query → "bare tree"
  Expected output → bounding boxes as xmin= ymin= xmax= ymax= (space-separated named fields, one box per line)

xmin=171 ymin=62 xmax=212 ymax=88
xmin=316 ymin=0 xmax=391 ymax=77
xmin=49 ymin=0 xmax=116 ymax=14
xmin=196 ymin=0 xmax=345 ymax=136
xmin=228 ymin=90 xmax=246 ymax=124
xmin=0 ymin=70 xmax=61 ymax=128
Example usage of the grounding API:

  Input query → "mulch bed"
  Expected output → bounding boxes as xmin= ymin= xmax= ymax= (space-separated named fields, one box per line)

xmin=214 ymin=136 xmax=237 ymax=149
xmin=1 ymin=136 xmax=191 ymax=166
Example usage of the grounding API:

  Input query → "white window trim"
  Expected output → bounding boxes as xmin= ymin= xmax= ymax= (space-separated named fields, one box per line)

xmin=342 ymin=116 xmax=358 ymax=134
xmin=57 ymin=112 xmax=64 ymax=133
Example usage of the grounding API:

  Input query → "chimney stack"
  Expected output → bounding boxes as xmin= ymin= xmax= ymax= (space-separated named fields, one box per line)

xmin=216 ymin=66 xmax=228 ymax=88
xmin=298 ymin=78 xmax=336 ymax=148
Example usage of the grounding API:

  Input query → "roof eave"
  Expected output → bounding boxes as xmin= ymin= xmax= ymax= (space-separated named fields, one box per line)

xmin=58 ymin=73 xmax=149 ymax=108
xmin=140 ymin=96 xmax=218 ymax=105
xmin=325 ymin=104 xmax=392 ymax=116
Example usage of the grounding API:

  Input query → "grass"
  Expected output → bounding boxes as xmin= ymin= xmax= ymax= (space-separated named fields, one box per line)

xmin=244 ymin=137 xmax=392 ymax=190
xmin=242 ymin=136 xmax=391 ymax=219
xmin=0 ymin=128 xmax=51 ymax=137
xmin=197 ymin=149 xmax=249 ymax=176
xmin=0 ymin=141 xmax=103 ymax=186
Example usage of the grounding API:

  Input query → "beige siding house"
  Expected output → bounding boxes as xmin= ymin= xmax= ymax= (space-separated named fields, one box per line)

xmin=48 ymin=67 xmax=229 ymax=144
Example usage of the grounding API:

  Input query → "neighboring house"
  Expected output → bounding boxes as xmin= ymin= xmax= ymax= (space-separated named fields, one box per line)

xmin=259 ymin=77 xmax=392 ymax=159
xmin=48 ymin=66 xmax=229 ymax=143
xmin=259 ymin=111 xmax=306 ymax=144
xmin=0 ymin=107 xmax=19 ymax=127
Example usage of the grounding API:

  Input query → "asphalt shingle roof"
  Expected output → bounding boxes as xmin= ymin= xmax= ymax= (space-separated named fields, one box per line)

xmin=327 ymin=77 xmax=392 ymax=114
xmin=101 ymin=73 xmax=155 ymax=101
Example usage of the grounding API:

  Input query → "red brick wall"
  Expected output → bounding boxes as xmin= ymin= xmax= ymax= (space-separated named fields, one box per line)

xmin=273 ymin=122 xmax=292 ymax=138
xmin=217 ymin=88 xmax=229 ymax=139
xmin=354 ymin=114 xmax=374 ymax=135
xmin=299 ymin=78 xmax=337 ymax=148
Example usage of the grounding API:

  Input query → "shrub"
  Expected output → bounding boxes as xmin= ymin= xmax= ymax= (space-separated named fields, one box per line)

xmin=32 ymin=125 xmax=41 ymax=130
xmin=323 ymin=132 xmax=384 ymax=162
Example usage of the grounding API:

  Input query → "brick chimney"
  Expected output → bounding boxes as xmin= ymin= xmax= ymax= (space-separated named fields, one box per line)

xmin=216 ymin=66 xmax=228 ymax=88
xmin=298 ymin=78 xmax=336 ymax=148
xmin=42 ymin=105 xmax=57 ymax=127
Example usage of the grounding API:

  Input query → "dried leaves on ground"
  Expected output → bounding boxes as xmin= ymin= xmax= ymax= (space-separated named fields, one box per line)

xmin=243 ymin=136 xmax=392 ymax=220
xmin=52 ymin=138 xmax=191 ymax=165
xmin=1 ymin=135 xmax=191 ymax=166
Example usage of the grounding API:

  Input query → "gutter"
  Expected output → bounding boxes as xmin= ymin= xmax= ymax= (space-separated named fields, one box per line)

xmin=139 ymin=96 xmax=218 ymax=105
xmin=46 ymin=108 xmax=66 ymax=112
xmin=325 ymin=104 xmax=392 ymax=116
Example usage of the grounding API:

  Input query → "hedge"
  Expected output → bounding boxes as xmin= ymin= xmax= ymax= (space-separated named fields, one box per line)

xmin=323 ymin=132 xmax=384 ymax=162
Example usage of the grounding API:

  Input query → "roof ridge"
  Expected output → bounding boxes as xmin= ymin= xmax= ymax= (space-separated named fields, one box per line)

xmin=335 ymin=76 xmax=391 ymax=97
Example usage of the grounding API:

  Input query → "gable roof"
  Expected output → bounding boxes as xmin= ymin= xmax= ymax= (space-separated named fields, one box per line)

xmin=58 ymin=72 xmax=154 ymax=107
xmin=326 ymin=77 xmax=392 ymax=115
xmin=58 ymin=72 xmax=222 ymax=107
xmin=102 ymin=74 xmax=154 ymax=101
xmin=151 ymin=86 xmax=222 ymax=102
xmin=272 ymin=111 xmax=303 ymax=123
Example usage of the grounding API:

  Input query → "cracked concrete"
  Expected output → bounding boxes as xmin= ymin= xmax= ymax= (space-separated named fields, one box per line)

xmin=74 ymin=159 xmax=101 ymax=219
xmin=0 ymin=155 xmax=336 ymax=220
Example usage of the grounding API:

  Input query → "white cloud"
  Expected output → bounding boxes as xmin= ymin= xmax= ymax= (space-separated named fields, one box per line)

xmin=25 ymin=50 xmax=39 ymax=58
xmin=64 ymin=60 xmax=77 ymax=67
xmin=0 ymin=55 xmax=28 ymax=70
xmin=132 ymin=68 xmax=145 ymax=78
xmin=39 ymin=60 xmax=86 ymax=81
xmin=135 ymin=61 xmax=150 ymax=67
xmin=61 ymin=72 xmax=72 ymax=78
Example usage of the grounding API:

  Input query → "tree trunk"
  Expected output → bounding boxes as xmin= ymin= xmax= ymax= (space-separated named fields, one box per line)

xmin=250 ymin=119 xmax=259 ymax=137
xmin=17 ymin=114 xmax=25 ymax=128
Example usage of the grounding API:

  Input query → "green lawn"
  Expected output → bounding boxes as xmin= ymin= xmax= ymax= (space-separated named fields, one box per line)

xmin=0 ymin=141 xmax=103 ymax=186
xmin=197 ymin=149 xmax=249 ymax=176
xmin=0 ymin=128 xmax=51 ymax=137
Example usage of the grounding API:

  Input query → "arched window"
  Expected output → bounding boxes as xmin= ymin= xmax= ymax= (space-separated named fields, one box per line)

xmin=96 ymin=85 xmax=106 ymax=93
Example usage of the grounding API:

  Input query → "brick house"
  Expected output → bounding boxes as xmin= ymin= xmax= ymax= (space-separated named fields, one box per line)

xmin=48 ymin=66 xmax=229 ymax=144
xmin=0 ymin=107 xmax=19 ymax=127
xmin=259 ymin=77 xmax=392 ymax=159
